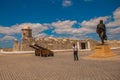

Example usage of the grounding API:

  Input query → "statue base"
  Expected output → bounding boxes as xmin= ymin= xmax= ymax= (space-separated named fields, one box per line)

xmin=90 ymin=44 xmax=116 ymax=58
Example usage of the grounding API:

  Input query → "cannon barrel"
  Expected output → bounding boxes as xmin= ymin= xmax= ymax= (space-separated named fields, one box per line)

xmin=29 ymin=44 xmax=54 ymax=57
xmin=34 ymin=44 xmax=53 ymax=52
xmin=29 ymin=45 xmax=40 ymax=50
xmin=34 ymin=44 xmax=46 ymax=50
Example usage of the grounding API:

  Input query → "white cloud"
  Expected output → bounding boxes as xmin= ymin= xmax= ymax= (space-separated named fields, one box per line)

xmin=0 ymin=35 xmax=16 ymax=41
xmin=79 ymin=11 xmax=120 ymax=40
xmin=51 ymin=20 xmax=76 ymax=28
xmin=106 ymin=20 xmax=120 ymax=27
xmin=107 ymin=7 xmax=120 ymax=27
xmin=77 ymin=16 xmax=111 ymax=36
xmin=50 ymin=17 xmax=111 ymax=38
xmin=34 ymin=33 xmax=48 ymax=38
xmin=106 ymin=7 xmax=120 ymax=39
xmin=51 ymin=20 xmax=77 ymax=34
xmin=50 ymin=19 xmax=98 ymax=38
xmin=113 ymin=7 xmax=120 ymax=20
xmin=109 ymin=27 xmax=120 ymax=34
xmin=80 ymin=16 xmax=111 ymax=28
xmin=0 ymin=25 xmax=21 ymax=34
xmin=0 ymin=23 xmax=48 ymax=36
xmin=107 ymin=27 xmax=120 ymax=40
xmin=62 ymin=0 xmax=72 ymax=7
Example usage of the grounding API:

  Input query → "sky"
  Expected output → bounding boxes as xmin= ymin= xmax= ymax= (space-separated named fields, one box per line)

xmin=0 ymin=0 xmax=120 ymax=48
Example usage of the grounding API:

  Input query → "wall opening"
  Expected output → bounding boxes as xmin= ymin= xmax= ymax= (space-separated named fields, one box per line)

xmin=81 ymin=43 xmax=86 ymax=49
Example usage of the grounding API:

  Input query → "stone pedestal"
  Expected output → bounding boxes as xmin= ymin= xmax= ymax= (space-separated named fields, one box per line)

xmin=90 ymin=44 xmax=116 ymax=58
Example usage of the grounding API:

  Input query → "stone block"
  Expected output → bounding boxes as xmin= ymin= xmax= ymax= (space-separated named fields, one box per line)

xmin=90 ymin=44 xmax=116 ymax=58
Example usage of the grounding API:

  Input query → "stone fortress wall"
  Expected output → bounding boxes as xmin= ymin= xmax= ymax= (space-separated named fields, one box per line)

xmin=34 ymin=37 xmax=97 ymax=50
xmin=13 ymin=25 xmax=120 ymax=51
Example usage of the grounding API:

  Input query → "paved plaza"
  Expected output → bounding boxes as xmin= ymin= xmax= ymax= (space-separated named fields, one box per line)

xmin=0 ymin=49 xmax=120 ymax=80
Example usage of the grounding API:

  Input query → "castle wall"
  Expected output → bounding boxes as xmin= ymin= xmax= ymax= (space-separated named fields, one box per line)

xmin=107 ymin=40 xmax=120 ymax=48
xmin=13 ymin=26 xmax=120 ymax=51
xmin=13 ymin=37 xmax=120 ymax=51
xmin=35 ymin=38 xmax=95 ymax=50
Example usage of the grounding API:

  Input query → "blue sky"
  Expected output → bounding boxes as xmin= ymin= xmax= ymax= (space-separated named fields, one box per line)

xmin=0 ymin=0 xmax=120 ymax=48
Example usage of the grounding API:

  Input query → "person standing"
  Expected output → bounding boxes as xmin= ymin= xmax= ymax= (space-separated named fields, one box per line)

xmin=72 ymin=43 xmax=79 ymax=61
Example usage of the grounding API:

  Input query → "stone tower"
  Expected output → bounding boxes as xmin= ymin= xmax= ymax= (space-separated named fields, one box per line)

xmin=22 ymin=25 xmax=32 ymax=40
xmin=21 ymin=25 xmax=34 ymax=51
xmin=13 ymin=39 xmax=19 ymax=51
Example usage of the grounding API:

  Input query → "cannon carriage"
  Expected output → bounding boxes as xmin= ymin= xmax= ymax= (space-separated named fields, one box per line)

xmin=29 ymin=44 xmax=54 ymax=57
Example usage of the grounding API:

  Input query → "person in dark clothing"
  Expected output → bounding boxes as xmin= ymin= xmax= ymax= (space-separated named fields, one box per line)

xmin=96 ymin=20 xmax=107 ymax=45
xmin=72 ymin=43 xmax=79 ymax=61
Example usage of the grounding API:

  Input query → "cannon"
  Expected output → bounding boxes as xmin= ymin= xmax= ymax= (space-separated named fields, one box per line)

xmin=29 ymin=44 xmax=54 ymax=57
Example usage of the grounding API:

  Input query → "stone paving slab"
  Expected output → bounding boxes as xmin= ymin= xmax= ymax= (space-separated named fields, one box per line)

xmin=0 ymin=50 xmax=120 ymax=80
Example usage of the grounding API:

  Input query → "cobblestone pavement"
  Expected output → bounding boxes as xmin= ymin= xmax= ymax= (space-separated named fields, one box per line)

xmin=0 ymin=50 xmax=120 ymax=80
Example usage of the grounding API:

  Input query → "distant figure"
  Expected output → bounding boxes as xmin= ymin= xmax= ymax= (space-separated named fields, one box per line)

xmin=96 ymin=20 xmax=107 ymax=45
xmin=72 ymin=43 xmax=79 ymax=61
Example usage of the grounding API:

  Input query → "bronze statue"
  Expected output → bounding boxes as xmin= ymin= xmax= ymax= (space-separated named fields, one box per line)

xmin=96 ymin=20 xmax=107 ymax=45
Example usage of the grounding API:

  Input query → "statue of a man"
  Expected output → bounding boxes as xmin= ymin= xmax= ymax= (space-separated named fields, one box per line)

xmin=96 ymin=20 xmax=107 ymax=45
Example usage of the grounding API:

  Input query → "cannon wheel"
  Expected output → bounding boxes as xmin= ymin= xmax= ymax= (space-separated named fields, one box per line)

xmin=35 ymin=50 xmax=38 ymax=56
xmin=51 ymin=53 xmax=54 ymax=56
xmin=37 ymin=53 xmax=40 ymax=56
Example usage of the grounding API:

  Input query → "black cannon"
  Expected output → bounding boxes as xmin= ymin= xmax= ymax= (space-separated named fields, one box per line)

xmin=29 ymin=44 xmax=54 ymax=57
